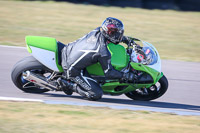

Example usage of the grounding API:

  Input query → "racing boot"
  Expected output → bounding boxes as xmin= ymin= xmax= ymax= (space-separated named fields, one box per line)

xmin=57 ymin=78 xmax=76 ymax=95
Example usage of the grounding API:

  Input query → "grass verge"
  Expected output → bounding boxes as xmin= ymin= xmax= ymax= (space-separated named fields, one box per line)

xmin=0 ymin=0 xmax=200 ymax=61
xmin=0 ymin=101 xmax=200 ymax=133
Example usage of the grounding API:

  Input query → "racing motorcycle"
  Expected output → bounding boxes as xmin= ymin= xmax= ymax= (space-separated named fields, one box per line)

xmin=11 ymin=36 xmax=168 ymax=101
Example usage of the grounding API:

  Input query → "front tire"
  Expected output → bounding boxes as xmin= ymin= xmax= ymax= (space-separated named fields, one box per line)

xmin=11 ymin=56 xmax=51 ymax=93
xmin=125 ymin=75 xmax=168 ymax=101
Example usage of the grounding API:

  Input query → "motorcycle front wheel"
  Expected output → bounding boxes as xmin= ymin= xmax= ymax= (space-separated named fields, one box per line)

xmin=11 ymin=56 xmax=51 ymax=93
xmin=125 ymin=75 xmax=168 ymax=101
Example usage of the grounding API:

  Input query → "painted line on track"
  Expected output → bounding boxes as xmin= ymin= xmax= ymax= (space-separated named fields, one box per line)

xmin=0 ymin=96 xmax=43 ymax=102
xmin=0 ymin=45 xmax=26 ymax=49
xmin=44 ymin=100 xmax=200 ymax=116
xmin=1 ymin=96 xmax=200 ymax=116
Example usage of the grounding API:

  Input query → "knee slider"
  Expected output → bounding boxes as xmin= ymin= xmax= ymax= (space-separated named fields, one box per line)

xmin=88 ymin=91 xmax=102 ymax=101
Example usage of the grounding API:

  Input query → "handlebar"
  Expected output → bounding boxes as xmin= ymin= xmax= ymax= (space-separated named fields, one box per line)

xmin=125 ymin=37 xmax=147 ymax=60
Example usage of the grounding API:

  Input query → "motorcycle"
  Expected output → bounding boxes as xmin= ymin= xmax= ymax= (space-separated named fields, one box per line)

xmin=11 ymin=36 xmax=168 ymax=101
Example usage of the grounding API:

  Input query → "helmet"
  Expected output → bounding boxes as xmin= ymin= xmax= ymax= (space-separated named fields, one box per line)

xmin=101 ymin=17 xmax=124 ymax=44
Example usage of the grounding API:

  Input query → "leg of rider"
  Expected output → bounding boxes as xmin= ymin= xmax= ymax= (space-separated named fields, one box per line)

xmin=58 ymin=70 xmax=103 ymax=100
xmin=70 ymin=75 xmax=103 ymax=100
xmin=61 ymin=48 xmax=102 ymax=100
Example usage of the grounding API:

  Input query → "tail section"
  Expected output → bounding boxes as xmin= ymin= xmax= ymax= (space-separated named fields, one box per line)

xmin=26 ymin=36 xmax=63 ymax=72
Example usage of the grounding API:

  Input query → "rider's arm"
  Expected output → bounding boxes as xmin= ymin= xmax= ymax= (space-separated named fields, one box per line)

xmin=121 ymin=36 xmax=141 ymax=46
xmin=98 ymin=55 xmax=135 ymax=82
xmin=98 ymin=55 xmax=123 ymax=79
xmin=97 ymin=40 xmax=134 ymax=81
xmin=98 ymin=44 xmax=123 ymax=79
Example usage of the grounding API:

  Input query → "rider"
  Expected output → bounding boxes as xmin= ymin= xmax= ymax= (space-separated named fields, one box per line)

xmin=58 ymin=17 xmax=136 ymax=100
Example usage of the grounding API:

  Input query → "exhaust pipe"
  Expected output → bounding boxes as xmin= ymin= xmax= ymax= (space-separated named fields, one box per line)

xmin=22 ymin=71 xmax=57 ymax=91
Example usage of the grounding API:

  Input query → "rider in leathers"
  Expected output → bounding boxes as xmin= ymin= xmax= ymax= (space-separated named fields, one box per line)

xmin=59 ymin=17 xmax=135 ymax=100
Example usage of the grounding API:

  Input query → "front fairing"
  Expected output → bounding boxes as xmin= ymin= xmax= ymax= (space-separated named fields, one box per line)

xmin=101 ymin=40 xmax=164 ymax=95
xmin=131 ymin=40 xmax=161 ymax=73
xmin=87 ymin=39 xmax=163 ymax=95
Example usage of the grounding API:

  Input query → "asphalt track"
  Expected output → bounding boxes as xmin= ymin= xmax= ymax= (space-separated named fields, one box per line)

xmin=0 ymin=45 xmax=200 ymax=115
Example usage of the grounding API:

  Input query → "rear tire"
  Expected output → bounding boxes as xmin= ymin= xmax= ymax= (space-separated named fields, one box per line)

xmin=11 ymin=56 xmax=51 ymax=93
xmin=125 ymin=75 xmax=168 ymax=101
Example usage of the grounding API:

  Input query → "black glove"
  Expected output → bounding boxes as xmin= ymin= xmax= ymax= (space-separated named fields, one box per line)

xmin=121 ymin=72 xmax=136 ymax=83
xmin=122 ymin=36 xmax=134 ymax=45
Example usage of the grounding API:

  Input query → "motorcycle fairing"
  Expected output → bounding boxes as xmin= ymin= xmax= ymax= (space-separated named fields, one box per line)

xmin=101 ymin=64 xmax=163 ymax=95
xmin=86 ymin=43 xmax=129 ymax=75
xmin=130 ymin=62 xmax=161 ymax=84
xmin=142 ymin=41 xmax=161 ymax=73
xmin=86 ymin=42 xmax=163 ymax=95
xmin=107 ymin=43 xmax=129 ymax=70
xmin=25 ymin=36 xmax=63 ymax=72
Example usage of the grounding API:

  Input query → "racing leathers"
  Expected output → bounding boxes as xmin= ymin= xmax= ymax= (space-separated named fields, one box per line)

xmin=61 ymin=27 xmax=129 ymax=100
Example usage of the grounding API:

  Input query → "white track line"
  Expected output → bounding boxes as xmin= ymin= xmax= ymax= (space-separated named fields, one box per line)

xmin=0 ymin=96 xmax=43 ymax=102
xmin=0 ymin=45 xmax=26 ymax=49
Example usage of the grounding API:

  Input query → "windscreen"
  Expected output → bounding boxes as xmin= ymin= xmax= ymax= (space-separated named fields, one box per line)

xmin=131 ymin=41 xmax=158 ymax=65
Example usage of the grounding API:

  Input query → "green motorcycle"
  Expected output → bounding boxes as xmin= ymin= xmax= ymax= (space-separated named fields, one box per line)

xmin=11 ymin=36 xmax=168 ymax=101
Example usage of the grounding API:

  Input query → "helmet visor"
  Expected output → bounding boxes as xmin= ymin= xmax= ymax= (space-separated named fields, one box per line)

xmin=108 ymin=28 xmax=124 ymax=43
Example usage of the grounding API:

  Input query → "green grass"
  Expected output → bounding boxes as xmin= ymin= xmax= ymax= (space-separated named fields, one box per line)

xmin=0 ymin=101 xmax=200 ymax=133
xmin=0 ymin=0 xmax=200 ymax=61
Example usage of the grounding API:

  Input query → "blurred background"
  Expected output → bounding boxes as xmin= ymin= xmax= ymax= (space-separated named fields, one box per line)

xmin=0 ymin=0 xmax=200 ymax=62
xmin=20 ymin=0 xmax=200 ymax=11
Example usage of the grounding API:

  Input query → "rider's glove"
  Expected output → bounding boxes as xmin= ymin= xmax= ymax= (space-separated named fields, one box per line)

xmin=120 ymin=72 xmax=136 ymax=83
xmin=122 ymin=36 xmax=134 ymax=45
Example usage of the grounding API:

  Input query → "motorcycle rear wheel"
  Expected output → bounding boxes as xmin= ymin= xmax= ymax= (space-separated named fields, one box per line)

xmin=125 ymin=75 xmax=168 ymax=101
xmin=11 ymin=56 xmax=51 ymax=93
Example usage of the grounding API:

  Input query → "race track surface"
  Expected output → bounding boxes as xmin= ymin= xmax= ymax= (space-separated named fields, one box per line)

xmin=0 ymin=45 xmax=200 ymax=115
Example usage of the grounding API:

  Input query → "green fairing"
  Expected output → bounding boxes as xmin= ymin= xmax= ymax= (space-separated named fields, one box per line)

xmin=101 ymin=65 xmax=163 ymax=95
xmin=25 ymin=36 xmax=63 ymax=72
xmin=26 ymin=36 xmax=57 ymax=52
xmin=101 ymin=62 xmax=163 ymax=95
xmin=86 ymin=43 xmax=163 ymax=94
xmin=26 ymin=45 xmax=32 ymax=53
xmin=107 ymin=43 xmax=129 ymax=70
xmin=101 ymin=81 xmax=155 ymax=94
xmin=86 ymin=63 xmax=104 ymax=76
xmin=86 ymin=43 xmax=128 ymax=75
xmin=130 ymin=62 xmax=160 ymax=84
